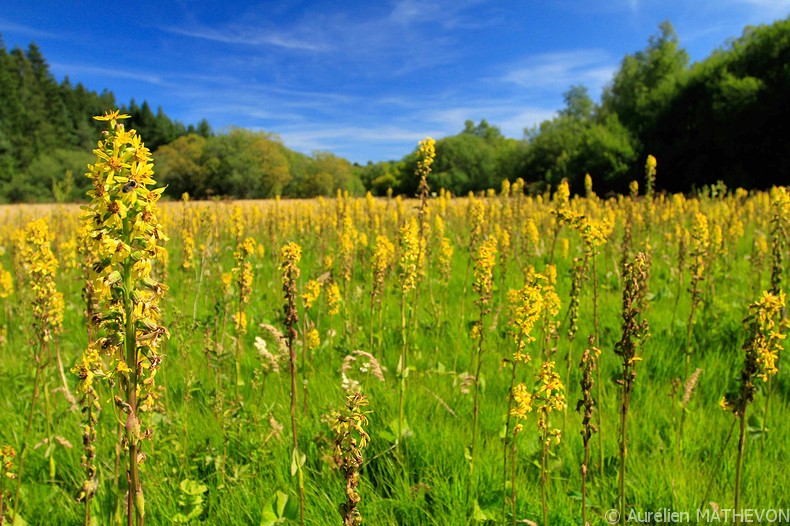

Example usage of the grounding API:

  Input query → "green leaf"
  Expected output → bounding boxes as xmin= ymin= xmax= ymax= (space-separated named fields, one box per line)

xmin=472 ymin=499 xmax=491 ymax=522
xmin=260 ymin=509 xmax=280 ymax=526
xmin=386 ymin=418 xmax=412 ymax=442
xmin=498 ymin=423 xmax=508 ymax=440
xmin=282 ymin=493 xmax=299 ymax=521
xmin=290 ymin=448 xmax=305 ymax=477
xmin=179 ymin=479 xmax=208 ymax=496
xmin=171 ymin=512 xmax=190 ymax=524
xmin=275 ymin=490 xmax=289 ymax=518
xmin=261 ymin=490 xmax=297 ymax=525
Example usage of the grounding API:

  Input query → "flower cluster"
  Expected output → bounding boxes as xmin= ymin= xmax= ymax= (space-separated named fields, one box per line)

xmin=689 ymin=212 xmax=710 ymax=285
xmin=769 ymin=186 xmax=789 ymax=295
xmin=509 ymin=383 xmax=533 ymax=432
xmin=329 ymin=392 xmax=371 ymax=526
xmin=327 ymin=281 xmax=341 ymax=316
xmin=0 ymin=444 xmax=16 ymax=520
xmin=280 ymin=241 xmax=302 ymax=336
xmin=534 ymin=361 xmax=566 ymax=446
xmin=721 ymin=290 xmax=788 ymax=413
xmin=415 ymin=137 xmax=436 ymax=182
xmin=371 ymin=234 xmax=395 ymax=305
xmin=0 ymin=265 xmax=11 ymax=299
xmin=80 ymin=111 xmax=169 ymax=397
xmin=339 ymin=215 xmax=360 ymax=283
xmin=577 ymin=339 xmax=598 ymax=446
xmin=553 ymin=179 xmax=570 ymax=208
xmin=18 ymin=218 xmax=64 ymax=342
xmin=472 ymin=236 xmax=498 ymax=309
xmin=232 ymin=235 xmax=256 ymax=334
xmin=302 ymin=279 xmax=322 ymax=311
xmin=507 ymin=270 xmax=559 ymax=362
xmin=398 ymin=218 xmax=421 ymax=294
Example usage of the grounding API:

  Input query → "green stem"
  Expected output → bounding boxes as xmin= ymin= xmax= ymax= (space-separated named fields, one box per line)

xmin=123 ymin=258 xmax=143 ymax=526
xmin=541 ymin=434 xmax=549 ymax=526
xmin=502 ymin=357 xmax=519 ymax=526
xmin=468 ymin=307 xmax=485 ymax=507
xmin=734 ymin=408 xmax=747 ymax=526
xmin=592 ymin=253 xmax=604 ymax=477
xmin=398 ymin=292 xmax=408 ymax=455
xmin=619 ymin=380 xmax=629 ymax=524
xmin=581 ymin=439 xmax=590 ymax=526
xmin=13 ymin=347 xmax=44 ymax=516
xmin=699 ymin=417 xmax=736 ymax=511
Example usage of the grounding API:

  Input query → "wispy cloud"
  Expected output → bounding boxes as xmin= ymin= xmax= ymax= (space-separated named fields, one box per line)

xmin=723 ymin=0 xmax=790 ymax=16
xmin=730 ymin=0 xmax=790 ymax=7
xmin=162 ymin=24 xmax=327 ymax=51
xmin=427 ymin=103 xmax=557 ymax=138
xmin=500 ymin=50 xmax=617 ymax=95
xmin=49 ymin=63 xmax=165 ymax=85
xmin=0 ymin=18 xmax=59 ymax=39
xmin=388 ymin=0 xmax=490 ymax=29
xmin=276 ymin=124 xmax=443 ymax=161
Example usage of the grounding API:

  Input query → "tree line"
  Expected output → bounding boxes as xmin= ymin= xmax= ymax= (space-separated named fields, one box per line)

xmin=1 ymin=16 xmax=788 ymax=202
xmin=364 ymin=17 xmax=790 ymax=197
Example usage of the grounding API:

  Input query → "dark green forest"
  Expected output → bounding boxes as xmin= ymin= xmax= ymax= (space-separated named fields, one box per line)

xmin=1 ymin=17 xmax=788 ymax=202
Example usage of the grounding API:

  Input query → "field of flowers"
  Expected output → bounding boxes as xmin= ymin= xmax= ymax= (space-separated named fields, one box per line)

xmin=0 ymin=114 xmax=788 ymax=525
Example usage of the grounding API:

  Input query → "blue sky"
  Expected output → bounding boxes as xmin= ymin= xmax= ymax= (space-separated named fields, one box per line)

xmin=1 ymin=1 xmax=789 ymax=164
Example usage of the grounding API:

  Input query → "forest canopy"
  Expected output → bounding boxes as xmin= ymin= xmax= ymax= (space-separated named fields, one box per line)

xmin=0 ymin=16 xmax=788 ymax=202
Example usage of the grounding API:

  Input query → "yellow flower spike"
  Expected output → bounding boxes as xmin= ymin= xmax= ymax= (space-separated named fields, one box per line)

xmin=472 ymin=236 xmax=498 ymax=307
xmin=327 ymin=281 xmax=341 ymax=316
xmin=554 ymin=179 xmax=570 ymax=207
xmin=79 ymin=111 xmax=168 ymax=522
xmin=415 ymin=137 xmax=436 ymax=180
xmin=0 ymin=267 xmax=13 ymax=298
xmin=398 ymin=218 xmax=420 ymax=294
xmin=302 ymin=279 xmax=322 ymax=310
